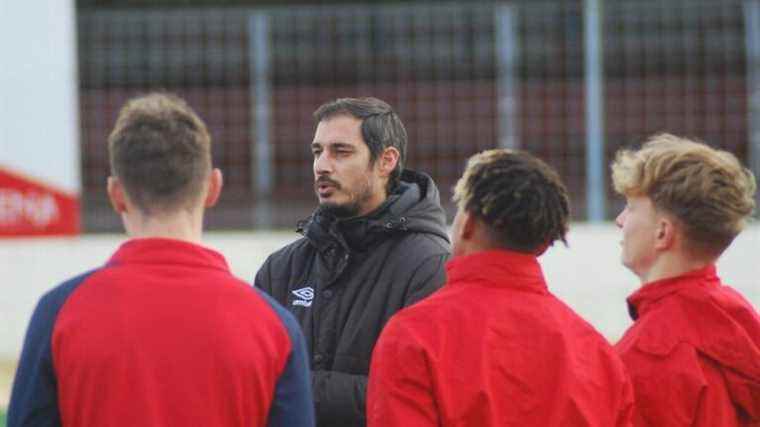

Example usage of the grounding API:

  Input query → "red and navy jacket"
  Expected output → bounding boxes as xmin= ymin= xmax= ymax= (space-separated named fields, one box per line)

xmin=616 ymin=265 xmax=760 ymax=426
xmin=8 ymin=238 xmax=315 ymax=427
xmin=367 ymin=250 xmax=634 ymax=427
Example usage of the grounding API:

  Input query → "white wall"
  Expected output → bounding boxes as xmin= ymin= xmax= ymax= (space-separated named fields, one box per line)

xmin=1 ymin=224 xmax=757 ymax=361
xmin=0 ymin=0 xmax=80 ymax=193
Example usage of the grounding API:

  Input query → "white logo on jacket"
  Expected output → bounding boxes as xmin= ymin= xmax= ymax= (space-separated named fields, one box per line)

xmin=292 ymin=287 xmax=314 ymax=307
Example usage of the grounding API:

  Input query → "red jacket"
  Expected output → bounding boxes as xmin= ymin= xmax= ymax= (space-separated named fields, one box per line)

xmin=8 ymin=238 xmax=314 ymax=427
xmin=615 ymin=265 xmax=760 ymax=426
xmin=367 ymin=250 xmax=634 ymax=427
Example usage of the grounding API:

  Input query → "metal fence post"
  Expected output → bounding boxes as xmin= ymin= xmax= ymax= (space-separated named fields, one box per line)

xmin=496 ymin=4 xmax=519 ymax=150
xmin=585 ymin=0 xmax=605 ymax=221
xmin=744 ymin=0 xmax=760 ymax=211
xmin=249 ymin=12 xmax=273 ymax=228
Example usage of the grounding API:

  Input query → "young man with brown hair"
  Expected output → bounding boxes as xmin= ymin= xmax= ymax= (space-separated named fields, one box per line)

xmin=255 ymin=97 xmax=450 ymax=426
xmin=367 ymin=149 xmax=634 ymax=426
xmin=8 ymin=93 xmax=314 ymax=427
xmin=612 ymin=133 xmax=760 ymax=426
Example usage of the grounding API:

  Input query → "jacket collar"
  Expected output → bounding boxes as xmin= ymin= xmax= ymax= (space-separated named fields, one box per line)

xmin=445 ymin=249 xmax=547 ymax=294
xmin=107 ymin=237 xmax=231 ymax=273
xmin=338 ymin=190 xmax=406 ymax=250
xmin=299 ymin=177 xmax=419 ymax=253
xmin=627 ymin=264 xmax=719 ymax=320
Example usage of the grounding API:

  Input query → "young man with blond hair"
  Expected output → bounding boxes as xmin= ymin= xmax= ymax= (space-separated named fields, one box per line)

xmin=367 ymin=149 xmax=634 ymax=426
xmin=8 ymin=93 xmax=314 ymax=427
xmin=612 ymin=134 xmax=760 ymax=426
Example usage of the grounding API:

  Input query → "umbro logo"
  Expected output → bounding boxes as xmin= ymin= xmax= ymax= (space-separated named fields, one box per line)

xmin=292 ymin=287 xmax=314 ymax=307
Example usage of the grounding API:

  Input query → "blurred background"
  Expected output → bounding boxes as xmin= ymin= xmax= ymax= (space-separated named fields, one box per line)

xmin=2 ymin=0 xmax=760 ymax=423
xmin=73 ymin=0 xmax=759 ymax=229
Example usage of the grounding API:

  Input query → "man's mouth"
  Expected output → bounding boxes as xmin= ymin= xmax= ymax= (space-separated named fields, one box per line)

xmin=315 ymin=179 xmax=340 ymax=196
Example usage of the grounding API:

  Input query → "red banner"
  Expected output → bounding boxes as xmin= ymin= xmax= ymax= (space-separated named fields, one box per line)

xmin=0 ymin=168 xmax=80 ymax=236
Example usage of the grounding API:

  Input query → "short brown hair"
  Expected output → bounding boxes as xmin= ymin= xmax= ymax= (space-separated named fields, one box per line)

xmin=314 ymin=97 xmax=407 ymax=192
xmin=108 ymin=93 xmax=212 ymax=214
xmin=611 ymin=133 xmax=756 ymax=256
xmin=454 ymin=149 xmax=570 ymax=253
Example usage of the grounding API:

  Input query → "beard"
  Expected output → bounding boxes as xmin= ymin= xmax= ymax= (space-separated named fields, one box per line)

xmin=315 ymin=175 xmax=374 ymax=219
xmin=319 ymin=201 xmax=361 ymax=219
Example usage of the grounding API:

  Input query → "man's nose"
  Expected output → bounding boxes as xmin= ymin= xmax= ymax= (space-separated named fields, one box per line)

xmin=615 ymin=210 xmax=626 ymax=228
xmin=314 ymin=152 xmax=333 ymax=176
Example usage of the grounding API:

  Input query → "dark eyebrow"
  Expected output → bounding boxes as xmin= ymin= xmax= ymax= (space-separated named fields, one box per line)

xmin=312 ymin=141 xmax=355 ymax=151
xmin=331 ymin=142 xmax=355 ymax=150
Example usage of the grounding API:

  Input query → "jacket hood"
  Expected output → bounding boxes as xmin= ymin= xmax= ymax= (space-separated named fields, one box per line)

xmin=298 ymin=169 xmax=450 ymax=252
xmin=382 ymin=169 xmax=450 ymax=240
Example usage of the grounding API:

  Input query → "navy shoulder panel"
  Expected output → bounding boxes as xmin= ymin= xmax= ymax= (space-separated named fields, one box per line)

xmin=252 ymin=287 xmax=301 ymax=341
xmin=252 ymin=288 xmax=315 ymax=427
xmin=7 ymin=269 xmax=99 ymax=427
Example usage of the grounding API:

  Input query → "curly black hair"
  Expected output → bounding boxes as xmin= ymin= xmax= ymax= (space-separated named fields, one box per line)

xmin=454 ymin=149 xmax=570 ymax=253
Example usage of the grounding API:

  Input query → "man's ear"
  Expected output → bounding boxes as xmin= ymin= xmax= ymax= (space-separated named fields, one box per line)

xmin=460 ymin=210 xmax=477 ymax=241
xmin=204 ymin=168 xmax=223 ymax=208
xmin=377 ymin=147 xmax=400 ymax=178
xmin=107 ymin=176 xmax=128 ymax=214
xmin=654 ymin=215 xmax=678 ymax=251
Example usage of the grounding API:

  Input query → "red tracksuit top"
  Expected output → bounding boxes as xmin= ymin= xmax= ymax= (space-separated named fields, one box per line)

xmin=367 ymin=249 xmax=634 ymax=427
xmin=8 ymin=238 xmax=314 ymax=427
xmin=615 ymin=265 xmax=760 ymax=426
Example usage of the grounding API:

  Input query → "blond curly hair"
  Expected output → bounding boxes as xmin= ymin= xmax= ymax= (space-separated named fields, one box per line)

xmin=611 ymin=133 xmax=756 ymax=256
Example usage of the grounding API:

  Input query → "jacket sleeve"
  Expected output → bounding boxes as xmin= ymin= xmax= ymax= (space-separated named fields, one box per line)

xmin=691 ymin=354 xmax=752 ymax=427
xmin=617 ymin=371 xmax=635 ymax=427
xmin=366 ymin=316 xmax=438 ymax=427
xmin=266 ymin=305 xmax=316 ymax=427
xmin=254 ymin=255 xmax=274 ymax=296
xmin=624 ymin=343 xmax=708 ymax=427
xmin=7 ymin=293 xmax=63 ymax=427
xmin=403 ymin=253 xmax=448 ymax=307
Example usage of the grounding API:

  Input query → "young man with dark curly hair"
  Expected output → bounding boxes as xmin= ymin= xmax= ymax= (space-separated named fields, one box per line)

xmin=367 ymin=149 xmax=634 ymax=427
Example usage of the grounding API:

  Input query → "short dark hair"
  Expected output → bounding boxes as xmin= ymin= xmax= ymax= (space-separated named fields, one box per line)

xmin=454 ymin=149 xmax=570 ymax=253
xmin=313 ymin=97 xmax=408 ymax=192
xmin=108 ymin=92 xmax=212 ymax=215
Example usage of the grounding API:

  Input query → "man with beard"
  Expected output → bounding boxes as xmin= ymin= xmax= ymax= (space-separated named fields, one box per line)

xmin=254 ymin=97 xmax=450 ymax=427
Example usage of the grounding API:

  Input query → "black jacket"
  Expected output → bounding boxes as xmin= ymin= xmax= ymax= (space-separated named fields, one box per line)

xmin=255 ymin=170 xmax=450 ymax=427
